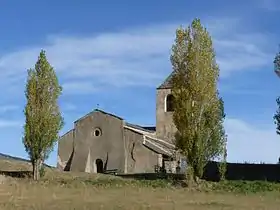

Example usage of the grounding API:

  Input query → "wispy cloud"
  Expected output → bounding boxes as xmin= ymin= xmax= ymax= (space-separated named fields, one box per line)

xmin=225 ymin=117 xmax=280 ymax=163
xmin=0 ymin=105 xmax=19 ymax=113
xmin=0 ymin=17 xmax=276 ymax=96
xmin=62 ymin=81 xmax=98 ymax=95
xmin=62 ymin=103 xmax=77 ymax=112
xmin=0 ymin=119 xmax=22 ymax=128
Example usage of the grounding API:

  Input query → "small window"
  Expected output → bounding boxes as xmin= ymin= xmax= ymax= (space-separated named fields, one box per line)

xmin=166 ymin=94 xmax=175 ymax=112
xmin=93 ymin=128 xmax=102 ymax=137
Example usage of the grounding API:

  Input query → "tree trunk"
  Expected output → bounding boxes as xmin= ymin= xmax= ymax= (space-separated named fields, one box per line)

xmin=32 ymin=159 xmax=42 ymax=181
xmin=32 ymin=159 xmax=37 ymax=181
xmin=186 ymin=166 xmax=195 ymax=187
xmin=32 ymin=160 xmax=35 ymax=180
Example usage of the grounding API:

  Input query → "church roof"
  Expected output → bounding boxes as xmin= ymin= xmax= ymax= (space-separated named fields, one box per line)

xmin=94 ymin=109 xmax=123 ymax=120
xmin=125 ymin=122 xmax=156 ymax=133
xmin=157 ymin=71 xmax=175 ymax=89
xmin=74 ymin=109 xmax=123 ymax=123
xmin=74 ymin=109 xmax=156 ymax=133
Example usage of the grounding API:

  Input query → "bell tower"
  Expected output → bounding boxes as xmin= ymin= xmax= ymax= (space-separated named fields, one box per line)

xmin=155 ymin=72 xmax=177 ymax=143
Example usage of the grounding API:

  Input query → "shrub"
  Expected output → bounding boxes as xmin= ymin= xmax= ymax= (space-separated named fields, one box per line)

xmin=39 ymin=165 xmax=46 ymax=178
xmin=211 ymin=180 xmax=280 ymax=194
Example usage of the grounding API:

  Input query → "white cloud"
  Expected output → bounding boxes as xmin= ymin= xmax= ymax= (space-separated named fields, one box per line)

xmin=0 ymin=17 xmax=276 ymax=95
xmin=0 ymin=105 xmax=19 ymax=113
xmin=214 ymin=38 xmax=272 ymax=77
xmin=62 ymin=81 xmax=98 ymax=95
xmin=225 ymin=117 xmax=280 ymax=163
xmin=62 ymin=103 xmax=77 ymax=112
xmin=0 ymin=119 xmax=21 ymax=128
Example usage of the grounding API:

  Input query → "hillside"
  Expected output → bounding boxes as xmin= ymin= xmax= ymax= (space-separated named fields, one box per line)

xmin=0 ymin=153 xmax=53 ymax=171
xmin=0 ymin=153 xmax=30 ymax=163
xmin=0 ymin=153 xmax=54 ymax=166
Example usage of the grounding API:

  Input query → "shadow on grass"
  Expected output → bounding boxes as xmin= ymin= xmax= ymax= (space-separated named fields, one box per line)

xmin=115 ymin=173 xmax=188 ymax=188
xmin=116 ymin=173 xmax=185 ymax=181
xmin=0 ymin=170 xmax=32 ymax=178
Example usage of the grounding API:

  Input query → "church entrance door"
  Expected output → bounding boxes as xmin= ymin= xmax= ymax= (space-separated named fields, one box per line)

xmin=95 ymin=159 xmax=104 ymax=173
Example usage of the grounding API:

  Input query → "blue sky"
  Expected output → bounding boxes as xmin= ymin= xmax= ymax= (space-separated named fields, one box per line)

xmin=0 ymin=0 xmax=280 ymax=166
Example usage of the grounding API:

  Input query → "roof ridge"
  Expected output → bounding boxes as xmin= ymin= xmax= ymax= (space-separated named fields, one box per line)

xmin=157 ymin=71 xmax=175 ymax=89
xmin=125 ymin=122 xmax=156 ymax=133
xmin=74 ymin=108 xmax=123 ymax=123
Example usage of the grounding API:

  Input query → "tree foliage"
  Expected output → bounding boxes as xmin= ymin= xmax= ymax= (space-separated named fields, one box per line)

xmin=218 ymin=136 xmax=227 ymax=181
xmin=23 ymin=50 xmax=64 ymax=180
xmin=274 ymin=48 xmax=280 ymax=136
xmin=170 ymin=18 xmax=227 ymax=180
xmin=274 ymin=97 xmax=280 ymax=136
xmin=274 ymin=46 xmax=280 ymax=74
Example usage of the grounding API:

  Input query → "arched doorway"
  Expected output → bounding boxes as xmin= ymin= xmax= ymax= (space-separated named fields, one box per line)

xmin=95 ymin=159 xmax=104 ymax=173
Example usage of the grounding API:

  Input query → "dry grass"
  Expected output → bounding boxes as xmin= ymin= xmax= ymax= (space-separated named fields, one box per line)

xmin=0 ymin=159 xmax=279 ymax=209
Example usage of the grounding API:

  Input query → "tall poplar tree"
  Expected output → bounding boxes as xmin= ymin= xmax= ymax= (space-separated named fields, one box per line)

xmin=170 ymin=19 xmax=227 ymax=181
xmin=274 ymin=48 xmax=280 ymax=136
xmin=23 ymin=50 xmax=64 ymax=180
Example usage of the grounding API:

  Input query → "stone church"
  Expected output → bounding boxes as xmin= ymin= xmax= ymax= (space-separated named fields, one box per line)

xmin=57 ymin=72 xmax=183 ymax=174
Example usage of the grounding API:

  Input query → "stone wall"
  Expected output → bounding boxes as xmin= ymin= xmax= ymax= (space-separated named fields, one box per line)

xmin=57 ymin=129 xmax=74 ymax=171
xmin=155 ymin=88 xmax=177 ymax=144
xmin=70 ymin=111 xmax=126 ymax=173
xmin=124 ymin=128 xmax=158 ymax=173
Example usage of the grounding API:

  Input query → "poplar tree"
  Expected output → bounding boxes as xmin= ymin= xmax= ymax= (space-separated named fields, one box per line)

xmin=23 ymin=50 xmax=64 ymax=181
xmin=170 ymin=18 xmax=227 ymax=182
xmin=274 ymin=49 xmax=280 ymax=136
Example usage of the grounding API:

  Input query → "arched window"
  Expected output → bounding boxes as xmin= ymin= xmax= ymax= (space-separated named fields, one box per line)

xmin=93 ymin=127 xmax=102 ymax=137
xmin=166 ymin=94 xmax=175 ymax=112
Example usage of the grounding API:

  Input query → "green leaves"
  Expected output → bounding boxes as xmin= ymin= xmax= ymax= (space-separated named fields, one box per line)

xmin=170 ymin=18 xmax=226 ymax=179
xmin=274 ymin=47 xmax=280 ymax=72
xmin=274 ymin=97 xmax=280 ymax=135
xmin=23 ymin=50 xmax=64 ymax=180
xmin=274 ymin=47 xmax=280 ymax=137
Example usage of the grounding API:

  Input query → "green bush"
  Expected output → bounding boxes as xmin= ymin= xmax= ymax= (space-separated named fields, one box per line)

xmin=39 ymin=165 xmax=46 ymax=178
xmin=211 ymin=180 xmax=280 ymax=194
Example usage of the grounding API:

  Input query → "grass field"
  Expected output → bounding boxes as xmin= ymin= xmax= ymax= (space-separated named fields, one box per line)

xmin=0 ymin=158 xmax=280 ymax=209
